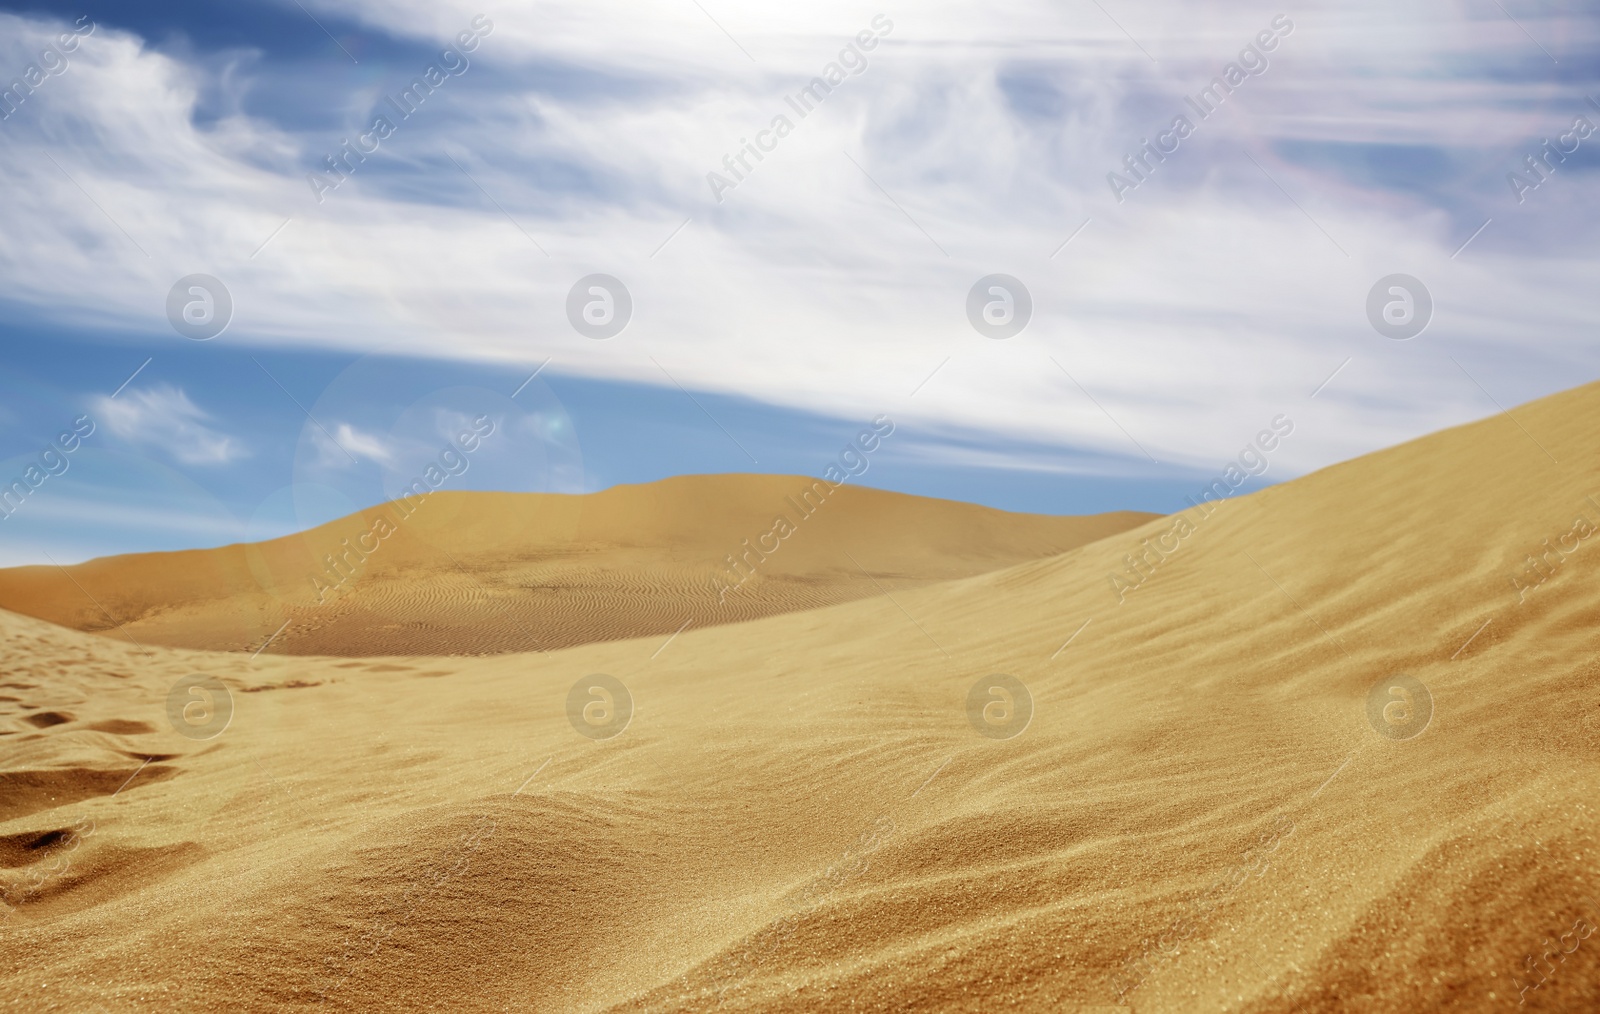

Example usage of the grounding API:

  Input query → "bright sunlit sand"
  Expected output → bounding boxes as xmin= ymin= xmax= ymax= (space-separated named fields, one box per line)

xmin=2 ymin=383 xmax=1598 ymax=1011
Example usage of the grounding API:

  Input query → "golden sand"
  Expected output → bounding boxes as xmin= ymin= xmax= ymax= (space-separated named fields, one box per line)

xmin=0 ymin=475 xmax=1153 ymax=657
xmin=2 ymin=386 xmax=1598 ymax=1011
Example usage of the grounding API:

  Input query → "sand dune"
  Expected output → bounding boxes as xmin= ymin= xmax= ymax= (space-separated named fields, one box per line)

xmin=0 ymin=475 xmax=1154 ymax=657
xmin=3 ymin=384 xmax=1600 ymax=1011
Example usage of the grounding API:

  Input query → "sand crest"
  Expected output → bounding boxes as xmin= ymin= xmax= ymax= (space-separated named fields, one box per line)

xmin=2 ymin=385 xmax=1599 ymax=1011
xmin=0 ymin=475 xmax=1154 ymax=657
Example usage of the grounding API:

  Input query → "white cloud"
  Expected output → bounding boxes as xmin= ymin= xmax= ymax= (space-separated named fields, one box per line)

xmin=1 ymin=4 xmax=1597 ymax=484
xmin=91 ymin=385 xmax=247 ymax=466
xmin=313 ymin=422 xmax=397 ymax=468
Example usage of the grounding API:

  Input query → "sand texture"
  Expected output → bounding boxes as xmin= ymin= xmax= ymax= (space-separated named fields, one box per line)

xmin=0 ymin=476 xmax=1154 ymax=657
xmin=2 ymin=385 xmax=1600 ymax=1011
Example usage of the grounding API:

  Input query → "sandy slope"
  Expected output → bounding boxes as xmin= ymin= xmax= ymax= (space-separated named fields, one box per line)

xmin=0 ymin=475 xmax=1153 ymax=656
xmin=3 ymin=383 xmax=1600 ymax=1012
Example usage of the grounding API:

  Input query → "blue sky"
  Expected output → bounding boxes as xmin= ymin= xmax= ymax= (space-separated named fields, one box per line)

xmin=0 ymin=319 xmax=1196 ymax=565
xmin=1 ymin=0 xmax=1597 ymax=563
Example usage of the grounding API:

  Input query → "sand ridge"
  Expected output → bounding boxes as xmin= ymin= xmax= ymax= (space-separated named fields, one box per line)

xmin=1 ymin=383 xmax=1598 ymax=1010
xmin=0 ymin=474 xmax=1155 ymax=658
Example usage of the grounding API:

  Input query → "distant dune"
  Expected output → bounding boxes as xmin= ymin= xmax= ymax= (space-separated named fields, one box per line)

xmin=3 ymin=385 xmax=1599 ymax=1011
xmin=0 ymin=475 xmax=1155 ymax=656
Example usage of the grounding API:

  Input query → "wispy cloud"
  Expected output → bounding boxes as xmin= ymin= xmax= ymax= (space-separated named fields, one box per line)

xmin=2 ymin=3 xmax=1597 ymax=479
xmin=317 ymin=422 xmax=396 ymax=467
xmin=91 ymin=385 xmax=247 ymax=466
